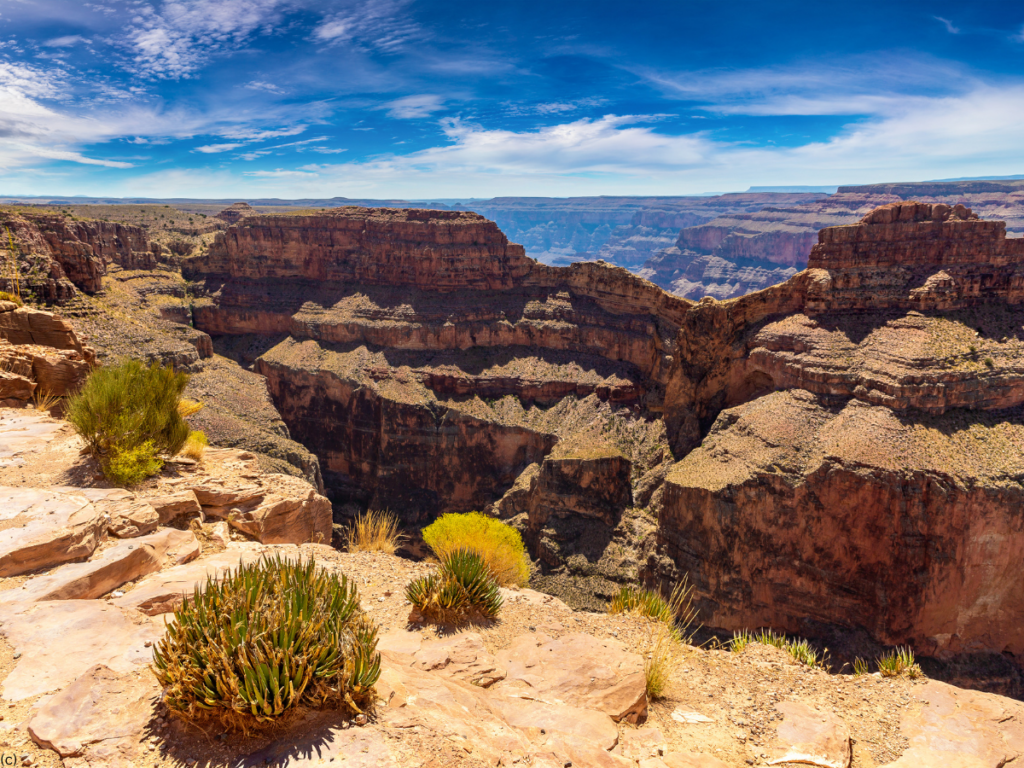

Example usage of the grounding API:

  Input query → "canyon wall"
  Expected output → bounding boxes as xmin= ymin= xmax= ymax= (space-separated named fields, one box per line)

xmin=653 ymin=201 xmax=1024 ymax=666
xmin=187 ymin=208 xmax=682 ymax=532
xmin=0 ymin=210 xmax=159 ymax=301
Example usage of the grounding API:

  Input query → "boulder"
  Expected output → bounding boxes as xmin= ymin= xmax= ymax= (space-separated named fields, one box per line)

xmin=146 ymin=490 xmax=202 ymax=524
xmin=28 ymin=664 xmax=158 ymax=760
xmin=495 ymin=632 xmax=648 ymax=723
xmin=879 ymin=681 xmax=1024 ymax=768
xmin=0 ymin=305 xmax=83 ymax=351
xmin=195 ymin=478 xmax=332 ymax=545
xmin=767 ymin=700 xmax=851 ymax=768
xmin=106 ymin=500 xmax=160 ymax=538
xmin=111 ymin=544 xmax=282 ymax=615
xmin=3 ymin=528 xmax=199 ymax=603
xmin=380 ymin=631 xmax=507 ymax=688
xmin=0 ymin=369 xmax=34 ymax=401
xmin=0 ymin=600 xmax=161 ymax=701
xmin=0 ymin=487 xmax=109 ymax=577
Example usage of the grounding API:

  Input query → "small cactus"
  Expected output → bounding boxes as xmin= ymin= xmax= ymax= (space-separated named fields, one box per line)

xmin=406 ymin=549 xmax=502 ymax=624
xmin=152 ymin=555 xmax=380 ymax=729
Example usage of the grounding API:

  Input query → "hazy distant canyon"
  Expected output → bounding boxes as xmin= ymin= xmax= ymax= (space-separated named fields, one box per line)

xmin=6 ymin=179 xmax=1024 ymax=302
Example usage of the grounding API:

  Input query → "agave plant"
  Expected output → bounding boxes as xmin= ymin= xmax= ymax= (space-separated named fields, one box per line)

xmin=152 ymin=555 xmax=380 ymax=729
xmin=406 ymin=549 xmax=502 ymax=624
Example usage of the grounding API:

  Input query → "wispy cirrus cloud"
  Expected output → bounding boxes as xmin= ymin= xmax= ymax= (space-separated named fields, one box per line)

xmin=312 ymin=0 xmax=424 ymax=52
xmin=934 ymin=16 xmax=960 ymax=35
xmin=124 ymin=0 xmax=293 ymax=79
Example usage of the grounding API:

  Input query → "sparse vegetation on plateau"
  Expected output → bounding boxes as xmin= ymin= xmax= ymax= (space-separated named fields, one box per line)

xmin=0 ymin=290 xmax=22 ymax=306
xmin=153 ymin=555 xmax=380 ymax=729
xmin=877 ymin=646 xmax=922 ymax=678
xmin=406 ymin=548 xmax=503 ymax=625
xmin=66 ymin=359 xmax=191 ymax=486
xmin=609 ymin=577 xmax=700 ymax=644
xmin=729 ymin=628 xmax=828 ymax=669
xmin=422 ymin=510 xmax=530 ymax=587
xmin=348 ymin=509 xmax=404 ymax=555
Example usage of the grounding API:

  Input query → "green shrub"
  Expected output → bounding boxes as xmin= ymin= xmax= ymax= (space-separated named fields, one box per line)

xmin=728 ymin=628 xmax=826 ymax=669
xmin=422 ymin=511 xmax=530 ymax=587
xmin=853 ymin=657 xmax=869 ymax=676
xmin=877 ymin=646 xmax=922 ymax=678
xmin=66 ymin=359 xmax=190 ymax=485
xmin=406 ymin=549 xmax=502 ymax=625
xmin=0 ymin=291 xmax=22 ymax=306
xmin=729 ymin=629 xmax=754 ymax=654
xmin=105 ymin=440 xmax=163 ymax=487
xmin=153 ymin=555 xmax=380 ymax=729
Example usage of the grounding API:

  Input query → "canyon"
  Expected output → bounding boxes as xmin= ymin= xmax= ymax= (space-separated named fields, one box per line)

xmin=3 ymin=195 xmax=1024 ymax=695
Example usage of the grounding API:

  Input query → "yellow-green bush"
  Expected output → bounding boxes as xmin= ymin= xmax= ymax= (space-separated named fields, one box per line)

xmin=153 ymin=555 xmax=380 ymax=729
xmin=0 ymin=291 xmax=23 ymax=306
xmin=421 ymin=511 xmax=529 ymax=587
xmin=104 ymin=440 xmax=163 ymax=487
xmin=66 ymin=359 xmax=190 ymax=485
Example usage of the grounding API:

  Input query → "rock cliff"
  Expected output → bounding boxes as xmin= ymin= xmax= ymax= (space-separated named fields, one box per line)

xmin=653 ymin=202 xmax=1024 ymax=673
xmin=1 ymin=209 xmax=160 ymax=301
xmin=113 ymin=199 xmax=1024 ymax=677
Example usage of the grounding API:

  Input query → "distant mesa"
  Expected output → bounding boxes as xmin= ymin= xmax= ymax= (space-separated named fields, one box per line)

xmin=215 ymin=202 xmax=255 ymax=225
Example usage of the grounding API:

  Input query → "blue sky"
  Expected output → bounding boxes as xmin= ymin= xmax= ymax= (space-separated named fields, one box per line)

xmin=1 ymin=0 xmax=1023 ymax=198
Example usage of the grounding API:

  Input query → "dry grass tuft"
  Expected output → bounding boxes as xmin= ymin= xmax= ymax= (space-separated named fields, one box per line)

xmin=177 ymin=398 xmax=204 ymax=418
xmin=180 ymin=430 xmax=208 ymax=461
xmin=349 ymin=509 xmax=404 ymax=555
xmin=32 ymin=386 xmax=61 ymax=415
xmin=877 ymin=646 xmax=922 ymax=678
xmin=644 ymin=624 xmax=676 ymax=700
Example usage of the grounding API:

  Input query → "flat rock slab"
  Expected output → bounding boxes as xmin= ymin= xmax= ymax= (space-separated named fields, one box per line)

xmin=105 ymin=501 xmax=160 ymax=539
xmin=0 ymin=412 xmax=64 ymax=462
xmin=879 ymin=680 xmax=1024 ymax=768
xmin=238 ymin=724 xmax=392 ymax=768
xmin=111 ymin=544 xmax=297 ymax=615
xmin=0 ymin=487 xmax=109 ymax=577
xmin=643 ymin=755 xmax=732 ymax=768
xmin=768 ymin=700 xmax=851 ymax=768
xmin=3 ymin=529 xmax=199 ymax=603
xmin=380 ymin=631 xmax=507 ymax=688
xmin=28 ymin=664 xmax=158 ymax=759
xmin=0 ymin=600 xmax=161 ymax=701
xmin=495 ymin=632 xmax=648 ymax=723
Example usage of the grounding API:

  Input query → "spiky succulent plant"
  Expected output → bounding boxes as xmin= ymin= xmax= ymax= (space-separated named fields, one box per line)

xmin=152 ymin=555 xmax=380 ymax=729
xmin=406 ymin=548 xmax=502 ymax=624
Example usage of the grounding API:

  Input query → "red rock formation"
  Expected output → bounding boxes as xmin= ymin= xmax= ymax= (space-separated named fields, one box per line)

xmin=652 ymin=201 xmax=1024 ymax=668
xmin=215 ymin=202 xmax=255 ymax=225
xmin=0 ymin=211 xmax=158 ymax=301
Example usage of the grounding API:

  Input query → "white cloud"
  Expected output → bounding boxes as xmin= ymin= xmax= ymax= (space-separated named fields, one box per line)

xmin=43 ymin=35 xmax=92 ymax=47
xmin=934 ymin=16 xmax=960 ymax=34
xmin=193 ymin=142 xmax=244 ymax=153
xmin=385 ymin=94 xmax=444 ymax=119
xmin=244 ymin=80 xmax=286 ymax=94
xmin=114 ymin=81 xmax=1024 ymax=198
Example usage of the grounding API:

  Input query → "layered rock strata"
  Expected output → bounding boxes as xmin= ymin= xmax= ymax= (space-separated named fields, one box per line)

xmin=1 ymin=210 xmax=159 ymax=301
xmin=187 ymin=208 xmax=686 ymax=524
xmin=654 ymin=202 xmax=1024 ymax=668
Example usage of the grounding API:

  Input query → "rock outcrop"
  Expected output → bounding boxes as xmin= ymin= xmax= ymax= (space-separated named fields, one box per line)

xmin=186 ymin=208 xmax=686 ymax=526
xmin=1 ymin=209 xmax=159 ymax=301
xmin=653 ymin=202 xmax=1024 ymax=670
